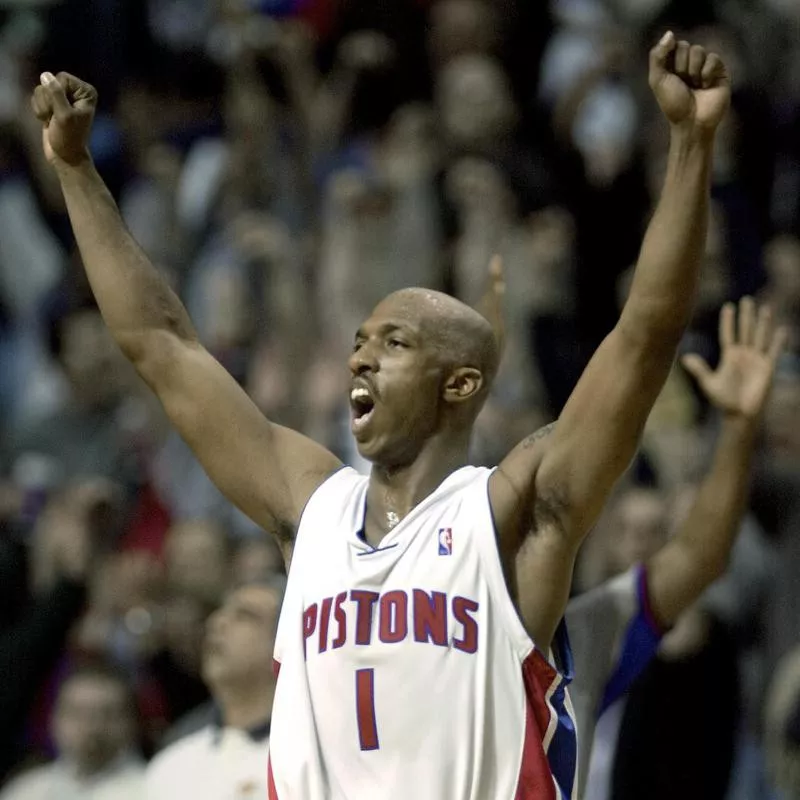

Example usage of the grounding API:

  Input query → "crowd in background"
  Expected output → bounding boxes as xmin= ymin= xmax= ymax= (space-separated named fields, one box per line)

xmin=0 ymin=0 xmax=799 ymax=797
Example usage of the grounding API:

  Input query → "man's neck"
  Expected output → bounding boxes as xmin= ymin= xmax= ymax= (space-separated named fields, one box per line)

xmin=364 ymin=436 xmax=471 ymax=546
xmin=217 ymin=683 xmax=275 ymax=731
xmin=67 ymin=752 xmax=127 ymax=782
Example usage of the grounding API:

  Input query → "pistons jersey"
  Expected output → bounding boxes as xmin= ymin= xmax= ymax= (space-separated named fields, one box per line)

xmin=268 ymin=466 xmax=578 ymax=800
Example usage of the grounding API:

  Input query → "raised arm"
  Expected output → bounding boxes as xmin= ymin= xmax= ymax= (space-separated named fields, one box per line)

xmin=490 ymin=34 xmax=731 ymax=647
xmin=646 ymin=299 xmax=786 ymax=625
xmin=31 ymin=72 xmax=342 ymax=548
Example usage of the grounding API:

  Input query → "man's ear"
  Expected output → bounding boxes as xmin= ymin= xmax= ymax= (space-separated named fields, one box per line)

xmin=443 ymin=367 xmax=484 ymax=404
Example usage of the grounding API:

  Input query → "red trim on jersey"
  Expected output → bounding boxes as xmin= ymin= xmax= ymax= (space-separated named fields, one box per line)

xmin=268 ymin=756 xmax=279 ymax=800
xmin=514 ymin=649 xmax=559 ymax=800
xmin=268 ymin=660 xmax=281 ymax=799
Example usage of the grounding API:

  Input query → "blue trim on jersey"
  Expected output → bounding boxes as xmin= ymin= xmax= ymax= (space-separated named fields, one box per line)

xmin=355 ymin=543 xmax=400 ymax=555
xmin=547 ymin=620 xmax=578 ymax=799
xmin=597 ymin=564 xmax=665 ymax=716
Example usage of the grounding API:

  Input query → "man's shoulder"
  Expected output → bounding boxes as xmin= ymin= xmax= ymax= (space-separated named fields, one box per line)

xmin=147 ymin=726 xmax=215 ymax=778
xmin=565 ymin=565 xmax=643 ymax=663
xmin=566 ymin=566 xmax=640 ymax=623
xmin=0 ymin=763 xmax=58 ymax=800
xmin=159 ymin=701 xmax=216 ymax=750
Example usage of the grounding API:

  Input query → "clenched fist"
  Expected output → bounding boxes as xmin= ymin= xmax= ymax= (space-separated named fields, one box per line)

xmin=649 ymin=31 xmax=730 ymax=133
xmin=31 ymin=71 xmax=98 ymax=168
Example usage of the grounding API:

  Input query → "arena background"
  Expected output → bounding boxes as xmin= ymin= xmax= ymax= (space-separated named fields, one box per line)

xmin=0 ymin=0 xmax=798 ymax=798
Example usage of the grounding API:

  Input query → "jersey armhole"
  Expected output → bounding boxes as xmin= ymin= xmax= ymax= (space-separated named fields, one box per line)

xmin=471 ymin=468 xmax=538 ymax=662
xmin=293 ymin=464 xmax=353 ymax=539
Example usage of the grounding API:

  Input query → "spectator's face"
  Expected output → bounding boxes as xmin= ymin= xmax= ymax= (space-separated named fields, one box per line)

xmin=765 ymin=235 xmax=800 ymax=307
xmin=764 ymin=375 xmax=800 ymax=466
xmin=445 ymin=157 xmax=512 ymax=216
xmin=610 ymin=489 xmax=667 ymax=572
xmin=60 ymin=310 xmax=125 ymax=405
xmin=232 ymin=538 xmax=284 ymax=585
xmin=437 ymin=55 xmax=515 ymax=147
xmin=165 ymin=521 xmax=230 ymax=605
xmin=52 ymin=675 xmax=134 ymax=776
xmin=428 ymin=0 xmax=498 ymax=66
xmin=161 ymin=594 xmax=211 ymax=675
xmin=202 ymin=585 xmax=280 ymax=690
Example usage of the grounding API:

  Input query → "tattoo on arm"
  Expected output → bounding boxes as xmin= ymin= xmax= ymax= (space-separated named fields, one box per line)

xmin=522 ymin=422 xmax=557 ymax=449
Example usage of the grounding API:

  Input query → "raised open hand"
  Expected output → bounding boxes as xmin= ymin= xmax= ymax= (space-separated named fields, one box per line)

xmin=681 ymin=298 xmax=788 ymax=420
xmin=30 ymin=71 xmax=97 ymax=167
xmin=649 ymin=31 xmax=730 ymax=133
xmin=474 ymin=255 xmax=506 ymax=355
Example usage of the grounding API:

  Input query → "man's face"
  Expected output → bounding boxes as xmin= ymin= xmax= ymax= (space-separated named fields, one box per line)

xmin=437 ymin=55 xmax=515 ymax=146
xmin=232 ymin=538 xmax=284 ymax=585
xmin=765 ymin=235 xmax=800 ymax=306
xmin=347 ymin=296 xmax=446 ymax=465
xmin=165 ymin=521 xmax=230 ymax=605
xmin=428 ymin=0 xmax=499 ymax=66
xmin=52 ymin=675 xmax=134 ymax=776
xmin=764 ymin=375 xmax=800 ymax=467
xmin=202 ymin=585 xmax=280 ymax=690
xmin=611 ymin=489 xmax=667 ymax=571
xmin=60 ymin=310 xmax=125 ymax=405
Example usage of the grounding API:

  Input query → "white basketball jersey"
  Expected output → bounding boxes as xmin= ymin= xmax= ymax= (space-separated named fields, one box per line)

xmin=268 ymin=466 xmax=577 ymax=800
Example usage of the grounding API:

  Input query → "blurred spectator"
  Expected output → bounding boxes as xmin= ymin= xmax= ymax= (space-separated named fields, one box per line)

xmin=766 ymin=645 xmax=800 ymax=800
xmin=0 ymin=0 xmax=797 ymax=794
xmin=146 ymin=579 xmax=283 ymax=798
xmin=230 ymin=534 xmax=284 ymax=586
xmin=0 ymin=664 xmax=144 ymax=800
xmin=3 ymin=291 xmax=144 ymax=497
xmin=162 ymin=520 xmax=231 ymax=606
xmin=0 ymin=479 xmax=114 ymax=783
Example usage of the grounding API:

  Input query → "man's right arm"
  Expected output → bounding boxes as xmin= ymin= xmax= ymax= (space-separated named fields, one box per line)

xmin=35 ymin=73 xmax=342 ymax=542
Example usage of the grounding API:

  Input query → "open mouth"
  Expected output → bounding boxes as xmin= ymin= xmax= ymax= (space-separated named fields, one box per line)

xmin=350 ymin=385 xmax=376 ymax=434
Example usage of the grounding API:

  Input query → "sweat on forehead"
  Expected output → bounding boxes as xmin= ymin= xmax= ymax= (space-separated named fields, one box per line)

xmin=376 ymin=288 xmax=480 ymax=329
xmin=374 ymin=288 xmax=499 ymax=377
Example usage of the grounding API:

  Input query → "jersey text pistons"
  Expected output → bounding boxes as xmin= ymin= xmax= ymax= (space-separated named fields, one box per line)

xmin=303 ymin=588 xmax=479 ymax=657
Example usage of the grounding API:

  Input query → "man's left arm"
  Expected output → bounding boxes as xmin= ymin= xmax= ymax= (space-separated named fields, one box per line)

xmin=491 ymin=33 xmax=731 ymax=648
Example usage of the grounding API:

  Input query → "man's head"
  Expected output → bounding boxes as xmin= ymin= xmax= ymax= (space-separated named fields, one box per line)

xmin=765 ymin=234 xmax=800 ymax=311
xmin=428 ymin=0 xmax=500 ymax=67
xmin=52 ymin=665 xmax=137 ymax=777
xmin=764 ymin=363 xmax=800 ymax=471
xmin=436 ymin=53 xmax=517 ymax=148
xmin=45 ymin=297 xmax=127 ymax=408
xmin=164 ymin=520 xmax=231 ymax=605
xmin=231 ymin=535 xmax=284 ymax=585
xmin=348 ymin=288 xmax=499 ymax=466
xmin=202 ymin=579 xmax=284 ymax=696
xmin=608 ymin=486 xmax=668 ymax=573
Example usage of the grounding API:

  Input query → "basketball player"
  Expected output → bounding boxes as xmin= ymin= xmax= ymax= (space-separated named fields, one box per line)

xmin=32 ymin=32 xmax=729 ymax=799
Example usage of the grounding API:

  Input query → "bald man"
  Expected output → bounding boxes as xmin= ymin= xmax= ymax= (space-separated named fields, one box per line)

xmin=32 ymin=30 xmax=730 ymax=800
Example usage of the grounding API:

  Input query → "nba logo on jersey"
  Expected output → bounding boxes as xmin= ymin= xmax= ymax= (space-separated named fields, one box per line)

xmin=438 ymin=527 xmax=453 ymax=555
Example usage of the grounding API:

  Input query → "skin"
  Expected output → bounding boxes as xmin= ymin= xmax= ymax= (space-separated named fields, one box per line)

xmin=52 ymin=673 xmax=134 ymax=778
xmin=203 ymin=584 xmax=280 ymax=730
xmin=497 ymin=288 xmax=787 ymax=634
xmin=554 ymin=299 xmax=786 ymax=788
xmin=645 ymin=298 xmax=787 ymax=626
xmin=32 ymin=31 xmax=729 ymax=652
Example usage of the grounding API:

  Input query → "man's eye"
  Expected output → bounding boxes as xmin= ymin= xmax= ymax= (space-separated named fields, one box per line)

xmin=388 ymin=339 xmax=407 ymax=349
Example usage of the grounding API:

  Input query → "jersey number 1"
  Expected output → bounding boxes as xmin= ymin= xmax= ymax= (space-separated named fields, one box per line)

xmin=355 ymin=668 xmax=380 ymax=750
